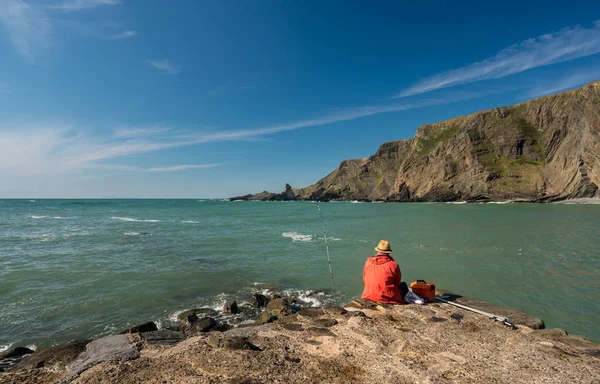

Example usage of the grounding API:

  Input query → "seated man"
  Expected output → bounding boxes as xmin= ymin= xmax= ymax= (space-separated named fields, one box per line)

xmin=361 ymin=240 xmax=408 ymax=304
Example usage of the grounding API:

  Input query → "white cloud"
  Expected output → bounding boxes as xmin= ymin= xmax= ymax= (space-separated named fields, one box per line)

xmin=396 ymin=21 xmax=600 ymax=97
xmin=0 ymin=0 xmax=50 ymax=59
xmin=105 ymin=29 xmax=136 ymax=40
xmin=47 ymin=0 xmax=121 ymax=12
xmin=147 ymin=164 xmax=224 ymax=172
xmin=0 ymin=90 xmax=484 ymax=176
xmin=145 ymin=60 xmax=180 ymax=75
xmin=0 ymin=0 xmax=133 ymax=58
xmin=525 ymin=70 xmax=600 ymax=98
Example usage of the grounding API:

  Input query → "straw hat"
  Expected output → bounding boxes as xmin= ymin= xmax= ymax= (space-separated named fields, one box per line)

xmin=375 ymin=240 xmax=392 ymax=254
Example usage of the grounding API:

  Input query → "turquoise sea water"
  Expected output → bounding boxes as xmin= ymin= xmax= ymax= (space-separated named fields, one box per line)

xmin=1 ymin=199 xmax=599 ymax=351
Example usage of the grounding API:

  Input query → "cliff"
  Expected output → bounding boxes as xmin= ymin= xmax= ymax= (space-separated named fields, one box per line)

xmin=233 ymin=81 xmax=600 ymax=202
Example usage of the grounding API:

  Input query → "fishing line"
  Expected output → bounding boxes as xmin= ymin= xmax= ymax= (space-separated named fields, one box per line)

xmin=318 ymin=204 xmax=338 ymax=306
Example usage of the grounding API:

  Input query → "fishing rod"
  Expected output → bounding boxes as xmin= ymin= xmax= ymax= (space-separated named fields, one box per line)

xmin=317 ymin=204 xmax=338 ymax=306
xmin=436 ymin=295 xmax=515 ymax=328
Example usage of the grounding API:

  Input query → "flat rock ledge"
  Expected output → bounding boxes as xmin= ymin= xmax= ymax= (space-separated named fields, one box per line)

xmin=2 ymin=296 xmax=599 ymax=384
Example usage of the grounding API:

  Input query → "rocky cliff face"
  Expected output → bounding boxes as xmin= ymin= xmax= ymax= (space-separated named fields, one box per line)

xmin=233 ymin=81 xmax=600 ymax=202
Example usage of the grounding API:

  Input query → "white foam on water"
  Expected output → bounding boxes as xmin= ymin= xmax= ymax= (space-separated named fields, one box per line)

xmin=282 ymin=232 xmax=313 ymax=242
xmin=23 ymin=234 xmax=56 ymax=242
xmin=123 ymin=232 xmax=142 ymax=236
xmin=283 ymin=289 xmax=326 ymax=307
xmin=555 ymin=198 xmax=600 ymax=205
xmin=318 ymin=236 xmax=341 ymax=241
xmin=0 ymin=344 xmax=11 ymax=352
xmin=182 ymin=220 xmax=199 ymax=223
xmin=197 ymin=200 xmax=206 ymax=202
xmin=349 ymin=200 xmax=363 ymax=204
xmin=25 ymin=344 xmax=37 ymax=352
xmin=447 ymin=201 xmax=467 ymax=204
xmin=488 ymin=201 xmax=512 ymax=204
xmin=111 ymin=217 xmax=160 ymax=223
xmin=31 ymin=215 xmax=49 ymax=219
xmin=53 ymin=216 xmax=67 ymax=219
xmin=28 ymin=200 xmax=36 ymax=203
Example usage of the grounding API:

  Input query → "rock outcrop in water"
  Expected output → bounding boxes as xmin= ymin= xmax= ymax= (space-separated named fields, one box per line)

xmin=2 ymin=290 xmax=599 ymax=383
xmin=232 ymin=81 xmax=600 ymax=202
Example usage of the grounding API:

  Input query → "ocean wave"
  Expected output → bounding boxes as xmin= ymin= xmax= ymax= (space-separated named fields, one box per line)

xmin=0 ymin=344 xmax=11 ymax=353
xmin=487 ymin=201 xmax=512 ymax=204
xmin=123 ymin=232 xmax=142 ymax=236
xmin=28 ymin=200 xmax=36 ymax=203
xmin=26 ymin=344 xmax=37 ymax=352
xmin=111 ymin=217 xmax=160 ymax=223
xmin=447 ymin=201 xmax=467 ymax=204
xmin=282 ymin=232 xmax=313 ymax=242
xmin=23 ymin=234 xmax=56 ymax=242
xmin=349 ymin=200 xmax=363 ymax=204
xmin=31 ymin=215 xmax=49 ymax=219
xmin=182 ymin=220 xmax=199 ymax=224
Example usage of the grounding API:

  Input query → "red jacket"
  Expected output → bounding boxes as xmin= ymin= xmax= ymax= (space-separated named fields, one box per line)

xmin=361 ymin=254 xmax=404 ymax=304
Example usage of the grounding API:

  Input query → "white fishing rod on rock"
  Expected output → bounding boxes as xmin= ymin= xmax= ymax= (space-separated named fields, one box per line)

xmin=436 ymin=295 xmax=516 ymax=328
xmin=318 ymin=204 xmax=338 ymax=306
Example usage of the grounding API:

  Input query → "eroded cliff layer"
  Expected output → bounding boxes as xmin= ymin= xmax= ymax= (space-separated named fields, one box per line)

xmin=234 ymin=81 xmax=600 ymax=202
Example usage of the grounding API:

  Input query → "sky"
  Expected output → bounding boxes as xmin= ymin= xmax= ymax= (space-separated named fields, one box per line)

xmin=1 ymin=0 xmax=600 ymax=198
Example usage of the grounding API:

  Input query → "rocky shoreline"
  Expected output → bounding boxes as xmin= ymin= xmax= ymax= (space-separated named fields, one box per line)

xmin=2 ymin=289 xmax=599 ymax=383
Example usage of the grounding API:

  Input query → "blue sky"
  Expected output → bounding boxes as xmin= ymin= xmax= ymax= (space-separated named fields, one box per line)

xmin=1 ymin=0 xmax=600 ymax=198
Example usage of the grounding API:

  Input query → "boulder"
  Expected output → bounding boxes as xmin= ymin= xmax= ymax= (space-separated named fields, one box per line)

xmin=224 ymin=300 xmax=238 ymax=314
xmin=140 ymin=331 xmax=184 ymax=346
xmin=120 ymin=321 xmax=158 ymax=334
xmin=266 ymin=298 xmax=292 ymax=317
xmin=0 ymin=346 xmax=35 ymax=360
xmin=252 ymin=294 xmax=268 ymax=308
xmin=254 ymin=311 xmax=278 ymax=325
xmin=0 ymin=346 xmax=35 ymax=372
xmin=9 ymin=341 xmax=89 ymax=372
xmin=176 ymin=308 xmax=218 ymax=322
xmin=66 ymin=334 xmax=142 ymax=377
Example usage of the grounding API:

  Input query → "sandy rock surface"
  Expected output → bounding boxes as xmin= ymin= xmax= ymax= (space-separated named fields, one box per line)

xmin=2 ymin=300 xmax=599 ymax=384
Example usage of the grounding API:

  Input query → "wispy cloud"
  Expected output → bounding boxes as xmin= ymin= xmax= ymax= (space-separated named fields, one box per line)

xmin=0 ymin=0 xmax=51 ymax=59
xmin=145 ymin=60 xmax=180 ymax=75
xmin=525 ymin=70 xmax=600 ymax=98
xmin=0 ymin=0 xmax=133 ymax=58
xmin=147 ymin=164 xmax=224 ymax=172
xmin=105 ymin=29 xmax=136 ymax=40
xmin=47 ymin=0 xmax=121 ymax=12
xmin=0 ymin=89 xmax=485 ymax=176
xmin=396 ymin=21 xmax=600 ymax=97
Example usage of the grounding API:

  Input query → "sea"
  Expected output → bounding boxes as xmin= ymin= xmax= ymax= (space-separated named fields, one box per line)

xmin=1 ymin=199 xmax=599 ymax=352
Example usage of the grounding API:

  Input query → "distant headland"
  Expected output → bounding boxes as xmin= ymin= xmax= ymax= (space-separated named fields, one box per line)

xmin=232 ymin=81 xmax=600 ymax=203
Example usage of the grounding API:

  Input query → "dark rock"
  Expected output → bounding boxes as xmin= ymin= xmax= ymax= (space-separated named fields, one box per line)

xmin=307 ymin=327 xmax=336 ymax=337
xmin=212 ymin=321 xmax=232 ymax=332
xmin=313 ymin=318 xmax=338 ymax=328
xmin=120 ymin=321 xmax=158 ymax=334
xmin=430 ymin=316 xmax=448 ymax=323
xmin=451 ymin=313 xmax=464 ymax=322
xmin=141 ymin=331 xmax=184 ymax=346
xmin=297 ymin=308 xmax=325 ymax=318
xmin=176 ymin=308 xmax=218 ymax=322
xmin=323 ymin=307 xmax=348 ymax=317
xmin=206 ymin=335 xmax=261 ymax=351
xmin=274 ymin=314 xmax=299 ymax=324
xmin=254 ymin=312 xmax=278 ymax=325
xmin=305 ymin=339 xmax=322 ymax=345
xmin=266 ymin=298 xmax=292 ymax=317
xmin=180 ymin=315 xmax=217 ymax=336
xmin=225 ymin=300 xmax=238 ymax=314
xmin=281 ymin=323 xmax=303 ymax=332
xmin=0 ymin=347 xmax=34 ymax=360
xmin=9 ymin=341 xmax=90 ymax=372
xmin=252 ymin=294 xmax=268 ymax=308
xmin=285 ymin=356 xmax=301 ymax=363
